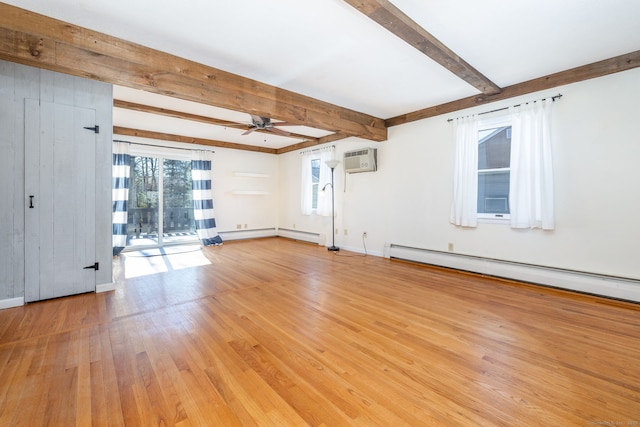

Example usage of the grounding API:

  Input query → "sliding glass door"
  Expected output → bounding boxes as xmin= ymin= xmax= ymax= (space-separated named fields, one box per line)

xmin=127 ymin=153 xmax=196 ymax=248
xmin=128 ymin=156 xmax=159 ymax=246
xmin=162 ymin=159 xmax=195 ymax=244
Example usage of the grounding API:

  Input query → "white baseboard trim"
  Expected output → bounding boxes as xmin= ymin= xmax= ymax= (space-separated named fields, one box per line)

xmin=219 ymin=228 xmax=278 ymax=241
xmin=339 ymin=244 xmax=384 ymax=258
xmin=277 ymin=228 xmax=321 ymax=245
xmin=389 ymin=244 xmax=640 ymax=303
xmin=96 ymin=282 xmax=116 ymax=293
xmin=0 ymin=297 xmax=25 ymax=310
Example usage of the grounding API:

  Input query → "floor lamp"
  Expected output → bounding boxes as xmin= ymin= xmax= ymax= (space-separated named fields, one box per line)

xmin=324 ymin=159 xmax=340 ymax=252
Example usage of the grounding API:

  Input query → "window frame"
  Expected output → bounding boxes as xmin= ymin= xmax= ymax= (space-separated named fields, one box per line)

xmin=477 ymin=116 xmax=512 ymax=222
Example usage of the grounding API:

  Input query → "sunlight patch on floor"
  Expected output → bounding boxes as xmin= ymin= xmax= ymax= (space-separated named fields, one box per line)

xmin=123 ymin=246 xmax=211 ymax=279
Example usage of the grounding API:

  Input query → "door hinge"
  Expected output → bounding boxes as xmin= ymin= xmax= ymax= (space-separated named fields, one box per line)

xmin=83 ymin=262 xmax=99 ymax=271
xmin=83 ymin=125 xmax=99 ymax=134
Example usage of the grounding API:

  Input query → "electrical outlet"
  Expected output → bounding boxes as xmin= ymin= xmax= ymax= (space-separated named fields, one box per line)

xmin=363 ymin=232 xmax=368 ymax=238
xmin=344 ymin=229 xmax=348 ymax=236
xmin=448 ymin=242 xmax=454 ymax=252
xmin=236 ymin=224 xmax=242 ymax=229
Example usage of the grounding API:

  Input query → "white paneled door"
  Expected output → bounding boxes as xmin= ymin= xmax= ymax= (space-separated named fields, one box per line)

xmin=24 ymin=99 xmax=97 ymax=302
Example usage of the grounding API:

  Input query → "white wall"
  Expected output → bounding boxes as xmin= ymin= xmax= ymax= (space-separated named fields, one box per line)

xmin=278 ymin=67 xmax=640 ymax=281
xmin=209 ymin=147 xmax=280 ymax=233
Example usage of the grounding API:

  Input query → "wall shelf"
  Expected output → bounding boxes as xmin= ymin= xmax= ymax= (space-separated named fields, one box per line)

xmin=233 ymin=172 xmax=269 ymax=178
xmin=232 ymin=190 xmax=269 ymax=196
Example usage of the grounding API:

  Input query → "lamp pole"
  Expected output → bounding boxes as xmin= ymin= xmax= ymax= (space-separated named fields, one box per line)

xmin=325 ymin=159 xmax=340 ymax=251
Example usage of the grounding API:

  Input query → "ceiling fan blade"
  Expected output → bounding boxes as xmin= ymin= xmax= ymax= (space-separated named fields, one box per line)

xmin=242 ymin=127 xmax=256 ymax=135
xmin=225 ymin=123 xmax=251 ymax=128
xmin=269 ymin=127 xmax=291 ymax=137
xmin=271 ymin=122 xmax=296 ymax=127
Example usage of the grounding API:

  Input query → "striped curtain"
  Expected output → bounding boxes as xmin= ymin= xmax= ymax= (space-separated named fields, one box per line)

xmin=112 ymin=141 xmax=131 ymax=255
xmin=191 ymin=151 xmax=223 ymax=246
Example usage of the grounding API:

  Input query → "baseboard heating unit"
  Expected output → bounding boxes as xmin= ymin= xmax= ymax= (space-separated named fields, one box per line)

xmin=277 ymin=228 xmax=321 ymax=245
xmin=218 ymin=228 xmax=277 ymax=241
xmin=388 ymin=244 xmax=640 ymax=303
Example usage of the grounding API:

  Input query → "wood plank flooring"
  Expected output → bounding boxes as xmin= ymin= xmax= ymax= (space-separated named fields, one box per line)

xmin=1 ymin=237 xmax=639 ymax=426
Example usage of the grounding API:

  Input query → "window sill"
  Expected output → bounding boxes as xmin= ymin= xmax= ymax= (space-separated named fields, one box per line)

xmin=477 ymin=216 xmax=510 ymax=225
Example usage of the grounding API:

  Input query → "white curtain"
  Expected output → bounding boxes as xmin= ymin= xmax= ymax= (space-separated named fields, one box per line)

xmin=509 ymin=99 xmax=555 ymax=230
xmin=300 ymin=146 xmax=335 ymax=216
xmin=450 ymin=115 xmax=479 ymax=227
xmin=316 ymin=149 xmax=335 ymax=216
xmin=301 ymin=151 xmax=313 ymax=215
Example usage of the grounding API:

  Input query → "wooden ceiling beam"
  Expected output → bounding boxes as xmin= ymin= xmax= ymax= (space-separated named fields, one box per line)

xmin=344 ymin=0 xmax=501 ymax=95
xmin=114 ymin=100 xmax=246 ymax=128
xmin=114 ymin=100 xmax=319 ymax=143
xmin=385 ymin=50 xmax=640 ymax=127
xmin=276 ymin=133 xmax=351 ymax=154
xmin=0 ymin=3 xmax=387 ymax=142
xmin=113 ymin=127 xmax=278 ymax=154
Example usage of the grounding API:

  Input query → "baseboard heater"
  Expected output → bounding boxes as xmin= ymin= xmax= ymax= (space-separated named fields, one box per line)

xmin=277 ymin=228 xmax=321 ymax=245
xmin=218 ymin=228 xmax=277 ymax=241
xmin=388 ymin=244 xmax=640 ymax=303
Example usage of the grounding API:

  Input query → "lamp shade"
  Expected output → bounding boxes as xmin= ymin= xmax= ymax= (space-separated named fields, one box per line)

xmin=325 ymin=159 xmax=340 ymax=169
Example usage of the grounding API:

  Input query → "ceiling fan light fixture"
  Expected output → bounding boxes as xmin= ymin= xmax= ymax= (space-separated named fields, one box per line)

xmin=242 ymin=114 xmax=292 ymax=137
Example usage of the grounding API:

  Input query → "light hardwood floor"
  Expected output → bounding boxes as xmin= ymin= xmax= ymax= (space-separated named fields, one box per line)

xmin=1 ymin=237 xmax=639 ymax=426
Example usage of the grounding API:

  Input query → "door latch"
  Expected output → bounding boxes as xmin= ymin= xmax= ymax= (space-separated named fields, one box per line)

xmin=83 ymin=262 xmax=99 ymax=271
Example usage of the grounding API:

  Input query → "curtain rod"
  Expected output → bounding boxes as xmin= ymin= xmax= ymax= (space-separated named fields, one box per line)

xmin=447 ymin=94 xmax=562 ymax=122
xmin=113 ymin=139 xmax=215 ymax=153
xmin=299 ymin=144 xmax=335 ymax=155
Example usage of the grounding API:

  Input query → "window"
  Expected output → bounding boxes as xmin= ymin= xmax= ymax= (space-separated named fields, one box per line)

xmin=311 ymin=158 xmax=320 ymax=210
xmin=451 ymin=101 xmax=554 ymax=229
xmin=300 ymin=147 xmax=333 ymax=216
xmin=478 ymin=121 xmax=511 ymax=219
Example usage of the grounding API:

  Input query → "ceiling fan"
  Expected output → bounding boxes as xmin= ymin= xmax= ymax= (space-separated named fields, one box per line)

xmin=242 ymin=114 xmax=293 ymax=137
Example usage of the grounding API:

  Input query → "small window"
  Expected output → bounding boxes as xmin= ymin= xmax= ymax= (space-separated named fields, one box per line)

xmin=478 ymin=123 xmax=511 ymax=219
xmin=311 ymin=158 xmax=320 ymax=210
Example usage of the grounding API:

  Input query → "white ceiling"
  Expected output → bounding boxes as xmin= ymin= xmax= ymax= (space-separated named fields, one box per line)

xmin=6 ymin=0 xmax=640 ymax=149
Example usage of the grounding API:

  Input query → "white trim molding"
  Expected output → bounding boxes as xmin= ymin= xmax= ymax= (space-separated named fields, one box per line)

xmin=0 ymin=297 xmax=25 ymax=310
xmin=96 ymin=282 xmax=116 ymax=293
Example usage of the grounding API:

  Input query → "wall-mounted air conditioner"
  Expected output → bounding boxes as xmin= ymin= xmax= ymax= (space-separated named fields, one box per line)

xmin=344 ymin=148 xmax=377 ymax=173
